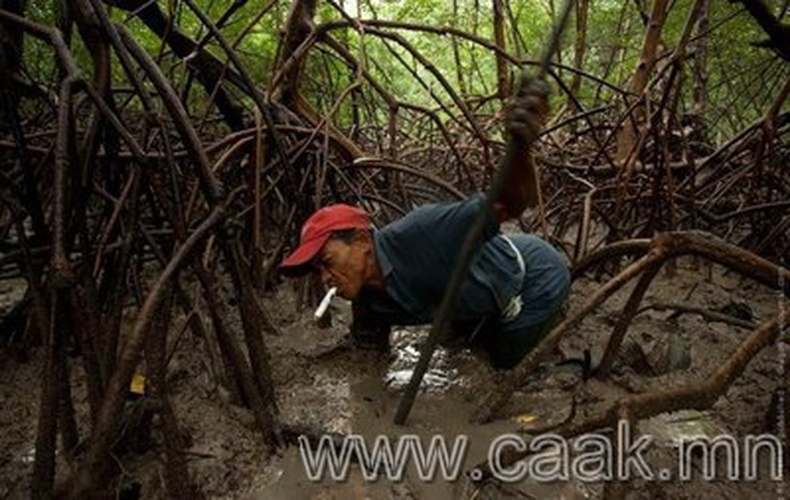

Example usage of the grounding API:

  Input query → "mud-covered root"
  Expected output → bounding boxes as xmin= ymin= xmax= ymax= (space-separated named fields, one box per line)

xmin=473 ymin=230 xmax=790 ymax=425
xmin=466 ymin=308 xmax=787 ymax=499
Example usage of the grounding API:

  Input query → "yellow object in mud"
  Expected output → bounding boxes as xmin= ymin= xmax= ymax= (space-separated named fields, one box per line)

xmin=130 ymin=373 xmax=146 ymax=396
xmin=512 ymin=413 xmax=538 ymax=427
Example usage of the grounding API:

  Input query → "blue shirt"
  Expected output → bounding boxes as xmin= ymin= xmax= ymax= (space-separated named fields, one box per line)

xmin=362 ymin=193 xmax=570 ymax=332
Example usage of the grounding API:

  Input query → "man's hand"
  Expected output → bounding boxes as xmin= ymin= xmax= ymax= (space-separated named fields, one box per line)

xmin=495 ymin=76 xmax=550 ymax=220
xmin=506 ymin=77 xmax=551 ymax=147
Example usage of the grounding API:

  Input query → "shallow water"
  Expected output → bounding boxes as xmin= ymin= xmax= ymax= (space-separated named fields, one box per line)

xmin=254 ymin=322 xmax=596 ymax=499
xmin=384 ymin=327 xmax=466 ymax=393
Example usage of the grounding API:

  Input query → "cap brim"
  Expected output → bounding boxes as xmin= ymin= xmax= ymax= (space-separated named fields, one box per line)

xmin=279 ymin=234 xmax=329 ymax=277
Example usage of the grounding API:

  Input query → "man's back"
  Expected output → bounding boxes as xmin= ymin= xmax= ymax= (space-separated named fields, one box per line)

xmin=368 ymin=193 xmax=569 ymax=330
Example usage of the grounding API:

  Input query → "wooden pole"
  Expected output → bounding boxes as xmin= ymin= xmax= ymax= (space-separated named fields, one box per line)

xmin=394 ymin=0 xmax=576 ymax=425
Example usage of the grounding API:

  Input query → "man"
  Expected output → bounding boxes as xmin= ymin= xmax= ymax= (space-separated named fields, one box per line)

xmin=280 ymin=78 xmax=570 ymax=370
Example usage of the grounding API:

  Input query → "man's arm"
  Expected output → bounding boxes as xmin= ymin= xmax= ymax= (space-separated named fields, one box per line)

xmin=494 ymin=78 xmax=550 ymax=222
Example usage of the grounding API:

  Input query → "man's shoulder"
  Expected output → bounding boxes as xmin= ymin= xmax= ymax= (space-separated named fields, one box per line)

xmin=418 ymin=192 xmax=486 ymax=213
xmin=378 ymin=192 xmax=496 ymax=246
xmin=387 ymin=192 xmax=486 ymax=226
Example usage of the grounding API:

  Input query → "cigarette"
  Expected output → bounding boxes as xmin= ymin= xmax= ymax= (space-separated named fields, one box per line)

xmin=314 ymin=286 xmax=338 ymax=319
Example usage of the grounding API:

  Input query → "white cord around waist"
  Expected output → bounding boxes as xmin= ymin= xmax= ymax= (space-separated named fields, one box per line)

xmin=499 ymin=234 xmax=525 ymax=322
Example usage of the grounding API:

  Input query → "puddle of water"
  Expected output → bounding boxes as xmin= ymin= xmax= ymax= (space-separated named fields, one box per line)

xmin=384 ymin=327 xmax=463 ymax=394
xmin=250 ymin=322 xmax=604 ymax=499
xmin=639 ymin=409 xmax=725 ymax=447
xmin=383 ymin=327 xmax=482 ymax=396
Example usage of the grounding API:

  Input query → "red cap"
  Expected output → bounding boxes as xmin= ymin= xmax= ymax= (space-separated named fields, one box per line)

xmin=280 ymin=204 xmax=371 ymax=275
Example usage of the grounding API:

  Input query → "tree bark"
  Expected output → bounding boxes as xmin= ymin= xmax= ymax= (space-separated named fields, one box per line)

xmin=615 ymin=0 xmax=670 ymax=166
xmin=103 ymin=0 xmax=246 ymax=130
xmin=0 ymin=0 xmax=27 ymax=92
xmin=270 ymin=0 xmax=319 ymax=107
xmin=692 ymin=0 xmax=709 ymax=118
xmin=731 ymin=0 xmax=790 ymax=61
xmin=451 ymin=0 xmax=467 ymax=96
xmin=492 ymin=0 xmax=509 ymax=100
xmin=568 ymin=0 xmax=589 ymax=107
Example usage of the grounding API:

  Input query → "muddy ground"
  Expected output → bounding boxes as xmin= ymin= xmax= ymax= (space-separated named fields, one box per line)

xmin=0 ymin=257 xmax=787 ymax=499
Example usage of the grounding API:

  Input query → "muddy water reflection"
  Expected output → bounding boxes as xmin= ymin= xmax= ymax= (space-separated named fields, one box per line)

xmin=384 ymin=327 xmax=469 ymax=393
xmin=259 ymin=322 xmax=597 ymax=499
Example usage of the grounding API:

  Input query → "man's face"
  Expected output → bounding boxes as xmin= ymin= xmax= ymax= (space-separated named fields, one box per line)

xmin=316 ymin=232 xmax=372 ymax=299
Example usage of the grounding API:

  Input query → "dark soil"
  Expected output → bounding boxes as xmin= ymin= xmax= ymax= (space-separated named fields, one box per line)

xmin=0 ymin=258 xmax=786 ymax=499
